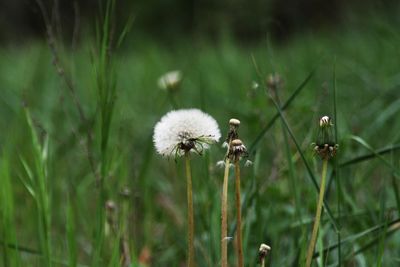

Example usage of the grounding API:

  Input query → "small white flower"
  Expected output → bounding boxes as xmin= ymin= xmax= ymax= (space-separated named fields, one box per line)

xmin=157 ymin=70 xmax=182 ymax=90
xmin=153 ymin=109 xmax=221 ymax=157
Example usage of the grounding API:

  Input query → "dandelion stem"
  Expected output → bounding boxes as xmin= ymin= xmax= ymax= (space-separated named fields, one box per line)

xmin=260 ymin=258 xmax=265 ymax=267
xmin=185 ymin=152 xmax=195 ymax=267
xmin=305 ymin=159 xmax=328 ymax=267
xmin=235 ymin=161 xmax=244 ymax=267
xmin=221 ymin=157 xmax=230 ymax=267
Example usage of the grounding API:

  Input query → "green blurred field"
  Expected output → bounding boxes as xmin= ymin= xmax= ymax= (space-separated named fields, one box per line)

xmin=1 ymin=15 xmax=400 ymax=266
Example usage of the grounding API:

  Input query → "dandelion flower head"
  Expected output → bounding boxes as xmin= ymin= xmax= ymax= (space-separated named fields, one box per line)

xmin=153 ymin=109 xmax=221 ymax=157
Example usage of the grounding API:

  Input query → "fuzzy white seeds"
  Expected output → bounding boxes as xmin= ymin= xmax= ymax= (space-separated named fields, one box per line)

xmin=153 ymin=109 xmax=221 ymax=157
xmin=157 ymin=70 xmax=182 ymax=90
xmin=319 ymin=116 xmax=331 ymax=127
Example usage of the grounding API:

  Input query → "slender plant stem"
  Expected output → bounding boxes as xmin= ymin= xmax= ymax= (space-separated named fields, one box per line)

xmin=221 ymin=158 xmax=230 ymax=267
xmin=261 ymin=258 xmax=265 ymax=267
xmin=185 ymin=152 xmax=195 ymax=267
xmin=306 ymin=159 xmax=328 ymax=267
xmin=235 ymin=161 xmax=244 ymax=267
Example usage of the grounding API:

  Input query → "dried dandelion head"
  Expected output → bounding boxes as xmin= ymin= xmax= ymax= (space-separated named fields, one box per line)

xmin=224 ymin=118 xmax=240 ymax=144
xmin=313 ymin=115 xmax=338 ymax=160
xmin=153 ymin=109 xmax=221 ymax=158
xmin=266 ymin=73 xmax=283 ymax=92
xmin=228 ymin=139 xmax=248 ymax=162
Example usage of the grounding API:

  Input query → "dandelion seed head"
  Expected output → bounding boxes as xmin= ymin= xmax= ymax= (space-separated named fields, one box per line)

xmin=153 ymin=109 xmax=221 ymax=157
xmin=157 ymin=70 xmax=182 ymax=90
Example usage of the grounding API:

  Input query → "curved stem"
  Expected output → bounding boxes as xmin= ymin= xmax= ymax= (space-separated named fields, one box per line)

xmin=235 ymin=161 xmax=244 ymax=267
xmin=221 ymin=158 xmax=230 ymax=267
xmin=185 ymin=152 xmax=195 ymax=267
xmin=305 ymin=159 xmax=328 ymax=267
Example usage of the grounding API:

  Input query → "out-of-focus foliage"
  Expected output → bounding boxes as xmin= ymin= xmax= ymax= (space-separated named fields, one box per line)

xmin=1 ymin=0 xmax=399 ymax=43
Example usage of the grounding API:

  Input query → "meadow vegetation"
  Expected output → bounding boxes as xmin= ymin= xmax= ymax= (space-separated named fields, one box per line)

xmin=0 ymin=8 xmax=400 ymax=266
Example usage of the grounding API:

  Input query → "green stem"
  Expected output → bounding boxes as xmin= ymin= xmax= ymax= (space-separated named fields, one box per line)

xmin=235 ymin=161 xmax=244 ymax=267
xmin=305 ymin=159 xmax=328 ymax=267
xmin=185 ymin=152 xmax=195 ymax=267
xmin=221 ymin=158 xmax=230 ymax=267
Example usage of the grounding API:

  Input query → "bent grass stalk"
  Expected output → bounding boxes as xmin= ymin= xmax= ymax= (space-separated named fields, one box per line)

xmin=221 ymin=157 xmax=230 ymax=267
xmin=305 ymin=159 xmax=328 ymax=267
xmin=185 ymin=152 xmax=195 ymax=267
xmin=234 ymin=161 xmax=244 ymax=267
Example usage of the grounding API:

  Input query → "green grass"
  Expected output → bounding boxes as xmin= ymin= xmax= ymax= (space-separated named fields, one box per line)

xmin=1 ymin=13 xmax=400 ymax=266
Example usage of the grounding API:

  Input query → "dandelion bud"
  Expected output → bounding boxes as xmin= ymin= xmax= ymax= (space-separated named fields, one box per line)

xmin=105 ymin=200 xmax=116 ymax=211
xmin=105 ymin=200 xmax=117 ymax=236
xmin=157 ymin=70 xmax=182 ymax=91
xmin=120 ymin=187 xmax=131 ymax=198
xmin=225 ymin=118 xmax=241 ymax=143
xmin=266 ymin=73 xmax=283 ymax=91
xmin=252 ymin=81 xmax=259 ymax=89
xmin=258 ymin=243 xmax=271 ymax=263
xmin=229 ymin=118 xmax=241 ymax=127
xmin=319 ymin=116 xmax=331 ymax=128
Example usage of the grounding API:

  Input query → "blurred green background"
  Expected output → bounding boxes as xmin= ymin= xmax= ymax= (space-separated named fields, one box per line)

xmin=1 ymin=0 xmax=400 ymax=266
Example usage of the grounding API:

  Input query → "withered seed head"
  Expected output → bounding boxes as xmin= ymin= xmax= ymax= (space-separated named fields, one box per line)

xmin=231 ymin=139 xmax=243 ymax=146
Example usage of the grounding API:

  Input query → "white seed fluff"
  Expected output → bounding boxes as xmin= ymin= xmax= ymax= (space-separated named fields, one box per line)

xmin=153 ymin=109 xmax=221 ymax=157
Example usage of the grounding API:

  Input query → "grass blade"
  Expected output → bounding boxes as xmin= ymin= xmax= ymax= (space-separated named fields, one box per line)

xmin=333 ymin=58 xmax=342 ymax=266
xmin=313 ymin=218 xmax=400 ymax=259
xmin=339 ymin=144 xmax=400 ymax=167
xmin=248 ymin=68 xmax=316 ymax=154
